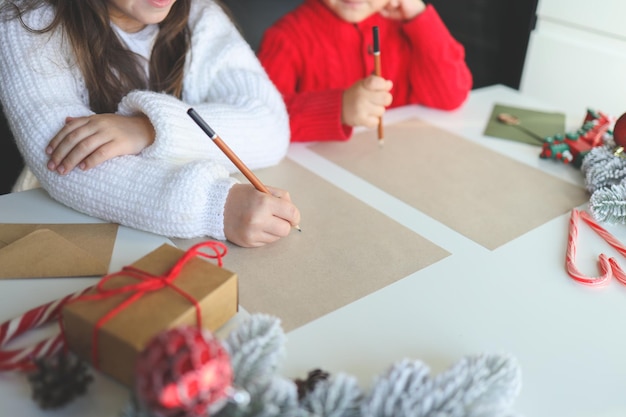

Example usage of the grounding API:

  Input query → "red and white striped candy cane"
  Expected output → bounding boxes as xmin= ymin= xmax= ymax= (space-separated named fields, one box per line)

xmin=0 ymin=286 xmax=92 ymax=371
xmin=566 ymin=209 xmax=612 ymax=286
xmin=608 ymin=258 xmax=626 ymax=286
xmin=579 ymin=210 xmax=626 ymax=257
xmin=582 ymin=210 xmax=626 ymax=285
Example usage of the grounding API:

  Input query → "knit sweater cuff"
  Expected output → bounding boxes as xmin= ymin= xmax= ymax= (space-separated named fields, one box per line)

xmin=204 ymin=176 xmax=237 ymax=241
xmin=117 ymin=90 xmax=212 ymax=161
xmin=288 ymin=89 xmax=352 ymax=142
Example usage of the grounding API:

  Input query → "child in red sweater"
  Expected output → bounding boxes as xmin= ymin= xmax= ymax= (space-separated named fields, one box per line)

xmin=257 ymin=0 xmax=473 ymax=142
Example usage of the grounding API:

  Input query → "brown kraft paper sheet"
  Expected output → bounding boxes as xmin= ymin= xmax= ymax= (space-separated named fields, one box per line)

xmin=310 ymin=118 xmax=589 ymax=250
xmin=176 ymin=159 xmax=450 ymax=332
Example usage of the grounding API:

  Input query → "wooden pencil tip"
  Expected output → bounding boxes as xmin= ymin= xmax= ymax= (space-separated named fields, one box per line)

xmin=295 ymin=224 xmax=302 ymax=232
xmin=378 ymin=139 xmax=385 ymax=147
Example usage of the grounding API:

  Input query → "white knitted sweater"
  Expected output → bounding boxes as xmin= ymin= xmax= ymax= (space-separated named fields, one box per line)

xmin=0 ymin=0 xmax=290 ymax=240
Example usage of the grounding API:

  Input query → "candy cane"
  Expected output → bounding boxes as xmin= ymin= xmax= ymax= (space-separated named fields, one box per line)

xmin=0 ymin=286 xmax=92 ymax=371
xmin=579 ymin=210 xmax=626 ymax=257
xmin=565 ymin=209 xmax=611 ymax=286
xmin=608 ymin=258 xmax=626 ymax=286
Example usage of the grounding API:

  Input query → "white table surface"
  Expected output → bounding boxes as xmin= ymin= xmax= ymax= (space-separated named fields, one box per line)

xmin=2 ymin=84 xmax=626 ymax=417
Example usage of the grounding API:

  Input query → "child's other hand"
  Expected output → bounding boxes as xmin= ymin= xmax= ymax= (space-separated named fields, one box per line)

xmin=342 ymin=75 xmax=393 ymax=129
xmin=223 ymin=184 xmax=301 ymax=248
xmin=46 ymin=113 xmax=155 ymax=175
xmin=380 ymin=0 xmax=426 ymax=21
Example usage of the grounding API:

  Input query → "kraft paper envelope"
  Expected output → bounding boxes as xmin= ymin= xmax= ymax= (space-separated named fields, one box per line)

xmin=0 ymin=223 xmax=119 ymax=279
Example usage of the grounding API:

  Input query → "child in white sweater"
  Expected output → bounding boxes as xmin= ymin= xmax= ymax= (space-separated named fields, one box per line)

xmin=0 ymin=0 xmax=300 ymax=247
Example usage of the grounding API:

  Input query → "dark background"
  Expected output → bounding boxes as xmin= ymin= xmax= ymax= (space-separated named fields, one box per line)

xmin=0 ymin=0 xmax=538 ymax=195
xmin=1 ymin=105 xmax=21 ymax=195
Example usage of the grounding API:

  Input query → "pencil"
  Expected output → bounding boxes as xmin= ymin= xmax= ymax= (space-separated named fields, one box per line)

xmin=372 ymin=25 xmax=384 ymax=145
xmin=187 ymin=108 xmax=301 ymax=232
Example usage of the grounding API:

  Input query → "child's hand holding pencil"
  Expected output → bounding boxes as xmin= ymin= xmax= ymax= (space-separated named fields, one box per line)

xmin=222 ymin=183 xmax=301 ymax=248
xmin=340 ymin=76 xmax=392 ymax=135
xmin=339 ymin=26 xmax=392 ymax=142
xmin=187 ymin=108 xmax=301 ymax=248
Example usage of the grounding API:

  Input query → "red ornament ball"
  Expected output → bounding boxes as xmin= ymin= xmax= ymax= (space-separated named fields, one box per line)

xmin=613 ymin=112 xmax=626 ymax=149
xmin=135 ymin=326 xmax=233 ymax=417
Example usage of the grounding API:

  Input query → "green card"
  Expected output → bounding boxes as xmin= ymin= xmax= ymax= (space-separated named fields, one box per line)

xmin=484 ymin=103 xmax=566 ymax=146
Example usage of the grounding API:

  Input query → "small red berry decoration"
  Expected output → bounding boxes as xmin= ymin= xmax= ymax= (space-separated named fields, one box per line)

xmin=613 ymin=112 xmax=626 ymax=149
xmin=539 ymin=109 xmax=613 ymax=167
xmin=135 ymin=326 xmax=233 ymax=417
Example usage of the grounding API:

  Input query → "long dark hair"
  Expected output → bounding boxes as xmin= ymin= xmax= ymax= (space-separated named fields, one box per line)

xmin=1 ymin=0 xmax=191 ymax=113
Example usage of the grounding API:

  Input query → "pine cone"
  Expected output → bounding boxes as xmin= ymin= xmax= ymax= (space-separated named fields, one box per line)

xmin=27 ymin=352 xmax=93 ymax=409
xmin=294 ymin=368 xmax=330 ymax=400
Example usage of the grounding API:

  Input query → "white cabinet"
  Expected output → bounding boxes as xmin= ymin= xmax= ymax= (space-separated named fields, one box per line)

xmin=519 ymin=0 xmax=626 ymax=119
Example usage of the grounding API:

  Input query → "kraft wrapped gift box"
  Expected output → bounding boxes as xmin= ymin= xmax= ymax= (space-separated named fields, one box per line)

xmin=62 ymin=243 xmax=238 ymax=387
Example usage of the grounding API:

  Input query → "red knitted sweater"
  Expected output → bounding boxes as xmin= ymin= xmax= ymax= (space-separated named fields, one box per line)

xmin=258 ymin=0 xmax=473 ymax=142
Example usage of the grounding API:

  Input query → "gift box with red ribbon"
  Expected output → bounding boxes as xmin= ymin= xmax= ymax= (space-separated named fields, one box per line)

xmin=61 ymin=242 xmax=238 ymax=387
